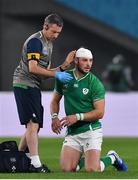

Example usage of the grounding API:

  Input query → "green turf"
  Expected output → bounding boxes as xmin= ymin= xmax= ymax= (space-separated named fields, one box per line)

xmin=0 ymin=137 xmax=138 ymax=179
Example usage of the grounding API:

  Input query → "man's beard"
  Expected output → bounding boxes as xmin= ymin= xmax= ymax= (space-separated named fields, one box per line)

xmin=77 ymin=66 xmax=88 ymax=75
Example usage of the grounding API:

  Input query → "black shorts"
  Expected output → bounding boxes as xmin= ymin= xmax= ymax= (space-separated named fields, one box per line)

xmin=13 ymin=86 xmax=44 ymax=128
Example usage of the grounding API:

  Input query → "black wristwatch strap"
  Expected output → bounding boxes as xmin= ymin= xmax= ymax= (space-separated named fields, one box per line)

xmin=59 ymin=66 xmax=65 ymax=72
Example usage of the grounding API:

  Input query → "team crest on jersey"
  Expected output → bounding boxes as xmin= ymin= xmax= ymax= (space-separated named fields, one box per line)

xmin=82 ymin=88 xmax=89 ymax=95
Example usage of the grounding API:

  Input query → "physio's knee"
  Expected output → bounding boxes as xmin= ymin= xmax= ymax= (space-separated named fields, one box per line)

xmin=27 ymin=124 xmax=39 ymax=135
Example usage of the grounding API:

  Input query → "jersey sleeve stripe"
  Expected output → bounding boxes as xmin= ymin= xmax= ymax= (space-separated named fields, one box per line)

xmin=27 ymin=53 xmax=40 ymax=60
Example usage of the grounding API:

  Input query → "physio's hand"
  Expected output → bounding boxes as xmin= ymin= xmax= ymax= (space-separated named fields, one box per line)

xmin=61 ymin=50 xmax=76 ymax=70
xmin=55 ymin=72 xmax=73 ymax=83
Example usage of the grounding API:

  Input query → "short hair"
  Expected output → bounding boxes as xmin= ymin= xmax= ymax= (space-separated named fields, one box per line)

xmin=44 ymin=13 xmax=63 ymax=27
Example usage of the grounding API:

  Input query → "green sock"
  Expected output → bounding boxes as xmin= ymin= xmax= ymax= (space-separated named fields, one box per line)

xmin=76 ymin=156 xmax=85 ymax=171
xmin=100 ymin=156 xmax=112 ymax=168
xmin=77 ymin=156 xmax=112 ymax=171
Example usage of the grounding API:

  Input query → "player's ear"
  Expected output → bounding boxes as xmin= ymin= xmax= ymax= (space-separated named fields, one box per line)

xmin=90 ymin=59 xmax=93 ymax=68
xmin=44 ymin=23 xmax=49 ymax=30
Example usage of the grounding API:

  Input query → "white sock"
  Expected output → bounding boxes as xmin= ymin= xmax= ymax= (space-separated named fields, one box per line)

xmin=30 ymin=155 xmax=42 ymax=168
xmin=108 ymin=155 xmax=116 ymax=164
xmin=100 ymin=161 xmax=105 ymax=172
xmin=25 ymin=153 xmax=31 ymax=158
xmin=76 ymin=165 xmax=80 ymax=172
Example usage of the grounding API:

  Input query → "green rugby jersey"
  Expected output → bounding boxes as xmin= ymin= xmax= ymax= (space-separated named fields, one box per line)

xmin=54 ymin=69 xmax=105 ymax=135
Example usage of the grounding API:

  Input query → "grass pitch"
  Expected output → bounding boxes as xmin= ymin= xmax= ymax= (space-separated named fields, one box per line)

xmin=0 ymin=137 xmax=138 ymax=179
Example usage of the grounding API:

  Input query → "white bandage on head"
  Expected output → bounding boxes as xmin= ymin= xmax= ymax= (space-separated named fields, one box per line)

xmin=76 ymin=47 xmax=93 ymax=59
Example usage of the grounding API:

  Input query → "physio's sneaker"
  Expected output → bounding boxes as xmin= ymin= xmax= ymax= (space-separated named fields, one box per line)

xmin=107 ymin=150 xmax=128 ymax=171
xmin=29 ymin=164 xmax=51 ymax=173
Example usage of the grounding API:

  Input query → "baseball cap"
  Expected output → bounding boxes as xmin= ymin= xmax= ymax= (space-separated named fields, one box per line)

xmin=76 ymin=47 xmax=93 ymax=59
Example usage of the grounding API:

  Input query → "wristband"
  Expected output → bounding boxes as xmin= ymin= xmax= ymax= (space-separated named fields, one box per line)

xmin=76 ymin=113 xmax=84 ymax=121
xmin=80 ymin=113 xmax=84 ymax=121
xmin=51 ymin=113 xmax=58 ymax=120
xmin=59 ymin=66 xmax=65 ymax=72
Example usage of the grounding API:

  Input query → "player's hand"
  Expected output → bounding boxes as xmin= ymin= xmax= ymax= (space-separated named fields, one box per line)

xmin=60 ymin=115 xmax=77 ymax=127
xmin=61 ymin=50 xmax=76 ymax=70
xmin=55 ymin=72 xmax=73 ymax=83
xmin=51 ymin=118 xmax=63 ymax=134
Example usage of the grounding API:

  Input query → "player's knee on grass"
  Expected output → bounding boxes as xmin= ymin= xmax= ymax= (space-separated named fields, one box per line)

xmin=85 ymin=164 xmax=101 ymax=172
xmin=61 ymin=164 xmax=76 ymax=172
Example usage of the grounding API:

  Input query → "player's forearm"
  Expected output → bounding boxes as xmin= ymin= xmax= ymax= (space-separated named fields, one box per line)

xmin=84 ymin=109 xmax=104 ymax=121
xmin=76 ymin=109 xmax=104 ymax=122
xmin=50 ymin=101 xmax=60 ymax=116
